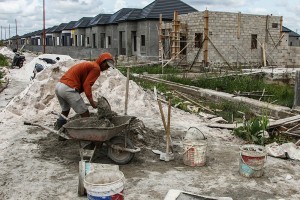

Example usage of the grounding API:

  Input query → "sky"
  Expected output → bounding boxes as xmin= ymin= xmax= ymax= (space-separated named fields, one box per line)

xmin=0 ymin=0 xmax=300 ymax=39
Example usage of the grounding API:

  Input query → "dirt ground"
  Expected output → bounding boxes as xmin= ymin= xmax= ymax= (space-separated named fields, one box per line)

xmin=1 ymin=124 xmax=299 ymax=200
xmin=0 ymin=48 xmax=299 ymax=200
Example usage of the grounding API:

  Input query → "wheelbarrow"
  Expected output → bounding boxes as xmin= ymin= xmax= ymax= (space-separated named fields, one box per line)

xmin=24 ymin=115 xmax=140 ymax=164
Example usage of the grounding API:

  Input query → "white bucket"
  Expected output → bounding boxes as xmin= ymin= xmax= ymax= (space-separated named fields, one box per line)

xmin=182 ymin=127 xmax=207 ymax=167
xmin=182 ymin=140 xmax=207 ymax=166
xmin=84 ymin=170 xmax=125 ymax=200
xmin=78 ymin=160 xmax=120 ymax=196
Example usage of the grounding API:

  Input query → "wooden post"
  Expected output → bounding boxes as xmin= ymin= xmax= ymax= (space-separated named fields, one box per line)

xmin=237 ymin=12 xmax=241 ymax=39
xmin=159 ymin=14 xmax=165 ymax=74
xmin=159 ymin=14 xmax=163 ymax=61
xmin=262 ymin=42 xmax=266 ymax=67
xmin=166 ymin=99 xmax=171 ymax=154
xmin=279 ymin=16 xmax=283 ymax=45
xmin=293 ymin=71 xmax=300 ymax=108
xmin=265 ymin=15 xmax=269 ymax=44
xmin=124 ymin=67 xmax=130 ymax=115
xmin=203 ymin=10 xmax=209 ymax=67
xmin=171 ymin=11 xmax=180 ymax=59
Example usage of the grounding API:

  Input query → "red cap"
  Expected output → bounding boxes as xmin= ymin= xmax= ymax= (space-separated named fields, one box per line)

xmin=96 ymin=52 xmax=114 ymax=66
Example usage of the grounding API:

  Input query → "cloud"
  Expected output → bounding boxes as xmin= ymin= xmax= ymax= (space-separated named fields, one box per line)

xmin=114 ymin=0 xmax=127 ymax=11
xmin=186 ymin=0 xmax=247 ymax=7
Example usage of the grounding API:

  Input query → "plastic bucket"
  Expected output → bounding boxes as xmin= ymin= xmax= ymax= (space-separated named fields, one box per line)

xmin=84 ymin=162 xmax=119 ymax=174
xmin=239 ymin=144 xmax=267 ymax=178
xmin=78 ymin=161 xmax=120 ymax=196
xmin=182 ymin=140 xmax=207 ymax=166
xmin=84 ymin=170 xmax=125 ymax=200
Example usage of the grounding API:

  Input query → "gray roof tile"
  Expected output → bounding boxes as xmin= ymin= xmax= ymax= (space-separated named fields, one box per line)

xmin=282 ymin=26 xmax=300 ymax=37
xmin=88 ymin=14 xmax=112 ymax=27
xmin=107 ymin=8 xmax=136 ymax=24
xmin=139 ymin=0 xmax=197 ymax=20
xmin=73 ymin=17 xmax=93 ymax=28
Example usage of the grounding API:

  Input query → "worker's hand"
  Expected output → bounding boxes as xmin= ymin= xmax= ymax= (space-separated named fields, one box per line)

xmin=91 ymin=100 xmax=98 ymax=109
xmin=88 ymin=98 xmax=98 ymax=109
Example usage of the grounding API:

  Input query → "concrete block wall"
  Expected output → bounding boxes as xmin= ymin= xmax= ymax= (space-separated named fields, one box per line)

xmin=287 ymin=46 xmax=300 ymax=66
xmin=23 ymin=45 xmax=118 ymax=60
xmin=178 ymin=11 xmax=297 ymax=68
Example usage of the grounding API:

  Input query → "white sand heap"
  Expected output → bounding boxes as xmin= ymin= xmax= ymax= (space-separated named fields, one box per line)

xmin=4 ymin=55 xmax=233 ymax=140
xmin=0 ymin=47 xmax=15 ymax=58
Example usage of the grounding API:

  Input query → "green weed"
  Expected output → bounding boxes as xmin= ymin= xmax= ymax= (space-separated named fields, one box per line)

xmin=233 ymin=115 xmax=269 ymax=145
xmin=118 ymin=65 xmax=181 ymax=75
xmin=0 ymin=54 xmax=9 ymax=66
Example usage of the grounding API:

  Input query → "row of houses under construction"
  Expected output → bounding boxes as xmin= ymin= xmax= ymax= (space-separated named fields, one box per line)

xmin=8 ymin=0 xmax=300 ymax=67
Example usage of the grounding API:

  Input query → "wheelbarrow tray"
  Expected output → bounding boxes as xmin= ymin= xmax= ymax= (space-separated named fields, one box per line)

xmin=63 ymin=115 xmax=135 ymax=142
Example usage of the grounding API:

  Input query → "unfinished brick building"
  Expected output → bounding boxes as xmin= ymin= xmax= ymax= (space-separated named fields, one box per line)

xmin=160 ymin=10 xmax=300 ymax=68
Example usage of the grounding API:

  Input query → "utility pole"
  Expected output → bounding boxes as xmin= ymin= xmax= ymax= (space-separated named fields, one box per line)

xmin=43 ymin=0 xmax=46 ymax=53
xmin=15 ymin=19 xmax=18 ymax=49
xmin=8 ymin=24 xmax=10 ymax=45
xmin=1 ymin=26 xmax=2 ymax=40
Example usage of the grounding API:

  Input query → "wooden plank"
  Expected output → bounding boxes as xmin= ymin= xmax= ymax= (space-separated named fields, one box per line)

xmin=282 ymin=132 xmax=300 ymax=138
xmin=269 ymin=115 xmax=300 ymax=128
xmin=207 ymin=123 xmax=241 ymax=129
xmin=174 ymin=90 xmax=214 ymax=114
xmin=207 ymin=115 xmax=300 ymax=130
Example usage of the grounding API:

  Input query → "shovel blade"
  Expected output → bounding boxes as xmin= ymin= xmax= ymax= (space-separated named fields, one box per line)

xmin=152 ymin=149 xmax=163 ymax=155
xmin=160 ymin=153 xmax=174 ymax=161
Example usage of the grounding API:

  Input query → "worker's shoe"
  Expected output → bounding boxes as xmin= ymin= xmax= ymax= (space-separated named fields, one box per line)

xmin=54 ymin=119 xmax=68 ymax=141
xmin=54 ymin=119 xmax=67 ymax=131
xmin=58 ymin=135 xmax=67 ymax=141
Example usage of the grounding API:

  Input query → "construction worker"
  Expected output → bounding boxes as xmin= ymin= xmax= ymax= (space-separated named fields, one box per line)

xmin=54 ymin=52 xmax=115 ymax=131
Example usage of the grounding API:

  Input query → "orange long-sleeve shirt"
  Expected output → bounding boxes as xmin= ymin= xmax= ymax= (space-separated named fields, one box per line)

xmin=60 ymin=61 xmax=100 ymax=99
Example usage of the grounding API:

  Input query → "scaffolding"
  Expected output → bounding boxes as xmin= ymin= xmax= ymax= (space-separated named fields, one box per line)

xmin=159 ymin=11 xmax=188 ymax=63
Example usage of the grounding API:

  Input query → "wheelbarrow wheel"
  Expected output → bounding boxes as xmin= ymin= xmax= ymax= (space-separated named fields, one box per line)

xmin=107 ymin=136 xmax=135 ymax=165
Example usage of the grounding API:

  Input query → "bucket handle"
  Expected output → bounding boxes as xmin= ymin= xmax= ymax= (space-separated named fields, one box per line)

xmin=240 ymin=153 xmax=267 ymax=171
xmin=108 ymin=180 xmax=126 ymax=197
xmin=180 ymin=145 xmax=194 ymax=155
xmin=188 ymin=127 xmax=207 ymax=140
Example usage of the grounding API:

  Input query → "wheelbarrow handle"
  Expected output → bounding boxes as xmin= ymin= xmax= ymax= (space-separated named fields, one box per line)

xmin=23 ymin=121 xmax=70 ymax=140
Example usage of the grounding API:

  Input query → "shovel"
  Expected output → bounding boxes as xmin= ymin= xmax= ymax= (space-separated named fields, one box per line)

xmin=152 ymin=94 xmax=174 ymax=161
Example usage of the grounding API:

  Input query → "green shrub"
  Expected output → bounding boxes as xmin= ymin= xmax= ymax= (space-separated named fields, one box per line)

xmin=233 ymin=115 xmax=269 ymax=145
xmin=165 ymin=74 xmax=294 ymax=108
xmin=118 ymin=65 xmax=181 ymax=75
xmin=0 ymin=54 xmax=9 ymax=66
